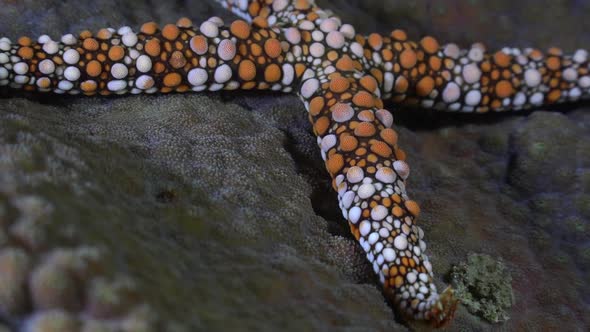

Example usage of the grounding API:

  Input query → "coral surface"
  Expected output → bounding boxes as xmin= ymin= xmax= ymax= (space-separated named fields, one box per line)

xmin=0 ymin=0 xmax=589 ymax=331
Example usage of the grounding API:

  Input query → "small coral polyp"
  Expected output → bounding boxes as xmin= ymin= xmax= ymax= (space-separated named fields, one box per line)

xmin=0 ymin=196 xmax=159 ymax=331
xmin=1 ymin=0 xmax=589 ymax=327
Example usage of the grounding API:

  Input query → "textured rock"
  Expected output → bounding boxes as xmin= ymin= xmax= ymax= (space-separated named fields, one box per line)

xmin=0 ymin=0 xmax=589 ymax=331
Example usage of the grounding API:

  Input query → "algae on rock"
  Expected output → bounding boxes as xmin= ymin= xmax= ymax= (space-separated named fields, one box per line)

xmin=450 ymin=253 xmax=514 ymax=323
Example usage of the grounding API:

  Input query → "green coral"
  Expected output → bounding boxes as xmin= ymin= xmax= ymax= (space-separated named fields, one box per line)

xmin=450 ymin=253 xmax=514 ymax=323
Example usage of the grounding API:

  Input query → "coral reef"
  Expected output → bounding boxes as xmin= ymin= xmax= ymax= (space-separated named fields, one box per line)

xmin=0 ymin=0 xmax=588 ymax=331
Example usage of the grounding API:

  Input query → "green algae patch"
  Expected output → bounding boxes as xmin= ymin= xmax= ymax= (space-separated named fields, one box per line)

xmin=450 ymin=253 xmax=514 ymax=323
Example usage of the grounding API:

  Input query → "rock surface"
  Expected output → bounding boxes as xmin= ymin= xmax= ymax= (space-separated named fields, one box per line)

xmin=0 ymin=0 xmax=589 ymax=331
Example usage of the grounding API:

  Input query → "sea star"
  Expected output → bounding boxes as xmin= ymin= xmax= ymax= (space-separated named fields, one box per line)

xmin=0 ymin=0 xmax=588 ymax=327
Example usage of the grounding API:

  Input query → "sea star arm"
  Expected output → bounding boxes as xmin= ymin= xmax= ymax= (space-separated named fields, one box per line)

xmin=0 ymin=17 xmax=304 ymax=94
xmin=0 ymin=0 xmax=461 ymax=327
xmin=213 ymin=0 xmax=344 ymax=28
xmin=297 ymin=69 xmax=457 ymax=325
xmin=361 ymin=30 xmax=590 ymax=112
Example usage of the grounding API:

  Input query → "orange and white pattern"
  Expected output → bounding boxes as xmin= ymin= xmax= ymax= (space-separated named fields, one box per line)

xmin=2 ymin=0 xmax=589 ymax=327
